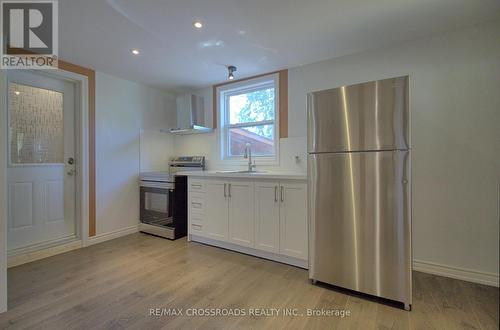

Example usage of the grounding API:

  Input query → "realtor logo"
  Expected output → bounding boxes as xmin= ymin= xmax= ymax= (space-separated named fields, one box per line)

xmin=1 ymin=0 xmax=58 ymax=69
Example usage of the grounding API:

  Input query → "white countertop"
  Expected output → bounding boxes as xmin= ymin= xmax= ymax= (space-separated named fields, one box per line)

xmin=176 ymin=170 xmax=307 ymax=180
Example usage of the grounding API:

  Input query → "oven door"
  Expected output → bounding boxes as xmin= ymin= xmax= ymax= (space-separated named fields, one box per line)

xmin=140 ymin=181 xmax=174 ymax=227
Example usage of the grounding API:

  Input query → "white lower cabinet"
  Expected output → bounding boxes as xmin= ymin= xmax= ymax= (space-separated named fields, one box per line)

xmin=188 ymin=177 xmax=308 ymax=267
xmin=279 ymin=183 xmax=308 ymax=259
xmin=228 ymin=180 xmax=255 ymax=247
xmin=254 ymin=181 xmax=280 ymax=253
xmin=204 ymin=180 xmax=228 ymax=240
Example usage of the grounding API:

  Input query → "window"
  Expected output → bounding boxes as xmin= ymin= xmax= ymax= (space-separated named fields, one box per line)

xmin=217 ymin=73 xmax=279 ymax=163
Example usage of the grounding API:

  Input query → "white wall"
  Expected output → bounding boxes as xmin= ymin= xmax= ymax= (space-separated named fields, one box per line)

xmin=95 ymin=72 xmax=175 ymax=235
xmin=140 ymin=84 xmax=176 ymax=171
xmin=175 ymin=20 xmax=500 ymax=281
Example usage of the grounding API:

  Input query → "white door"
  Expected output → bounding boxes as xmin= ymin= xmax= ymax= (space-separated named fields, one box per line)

xmin=6 ymin=70 xmax=77 ymax=251
xmin=254 ymin=180 xmax=280 ymax=253
xmin=228 ymin=180 xmax=254 ymax=248
xmin=279 ymin=182 xmax=308 ymax=260
xmin=204 ymin=179 xmax=228 ymax=241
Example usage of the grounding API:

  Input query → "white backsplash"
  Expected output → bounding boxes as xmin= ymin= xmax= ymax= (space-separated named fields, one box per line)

xmin=140 ymin=129 xmax=175 ymax=172
xmin=173 ymin=131 xmax=307 ymax=173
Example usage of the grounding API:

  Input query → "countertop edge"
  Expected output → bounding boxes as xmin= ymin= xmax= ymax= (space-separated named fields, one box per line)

xmin=176 ymin=171 xmax=307 ymax=180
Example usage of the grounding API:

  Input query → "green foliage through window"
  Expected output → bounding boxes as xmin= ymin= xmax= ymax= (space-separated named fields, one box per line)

xmin=229 ymin=88 xmax=275 ymax=139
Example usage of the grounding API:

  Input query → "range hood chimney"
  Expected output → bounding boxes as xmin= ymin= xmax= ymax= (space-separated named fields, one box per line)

xmin=164 ymin=94 xmax=213 ymax=134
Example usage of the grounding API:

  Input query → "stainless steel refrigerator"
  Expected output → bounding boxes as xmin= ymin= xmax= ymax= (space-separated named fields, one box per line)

xmin=307 ymin=76 xmax=412 ymax=310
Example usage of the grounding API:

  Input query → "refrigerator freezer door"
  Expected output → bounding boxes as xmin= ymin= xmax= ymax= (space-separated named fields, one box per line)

xmin=307 ymin=76 xmax=409 ymax=153
xmin=308 ymin=150 xmax=411 ymax=305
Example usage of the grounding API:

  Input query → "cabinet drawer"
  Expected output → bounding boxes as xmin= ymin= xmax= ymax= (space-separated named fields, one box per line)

xmin=190 ymin=192 xmax=205 ymax=214
xmin=191 ymin=223 xmax=204 ymax=233
xmin=189 ymin=180 xmax=205 ymax=192
xmin=190 ymin=212 xmax=204 ymax=224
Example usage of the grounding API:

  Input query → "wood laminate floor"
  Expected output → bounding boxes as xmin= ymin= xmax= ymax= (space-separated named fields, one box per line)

xmin=0 ymin=233 xmax=498 ymax=329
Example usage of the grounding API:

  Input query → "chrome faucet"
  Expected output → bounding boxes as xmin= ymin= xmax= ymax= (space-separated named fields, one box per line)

xmin=244 ymin=143 xmax=257 ymax=172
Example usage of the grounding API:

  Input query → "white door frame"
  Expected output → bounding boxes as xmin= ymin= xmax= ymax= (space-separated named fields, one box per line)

xmin=0 ymin=70 xmax=7 ymax=313
xmin=0 ymin=68 xmax=89 ymax=313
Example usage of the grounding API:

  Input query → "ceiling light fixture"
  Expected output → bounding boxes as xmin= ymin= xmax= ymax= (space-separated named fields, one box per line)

xmin=14 ymin=91 xmax=20 ymax=95
xmin=228 ymin=65 xmax=237 ymax=80
xmin=193 ymin=21 xmax=203 ymax=29
xmin=131 ymin=49 xmax=140 ymax=55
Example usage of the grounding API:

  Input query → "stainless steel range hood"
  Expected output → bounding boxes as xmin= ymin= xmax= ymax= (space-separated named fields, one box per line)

xmin=164 ymin=94 xmax=213 ymax=134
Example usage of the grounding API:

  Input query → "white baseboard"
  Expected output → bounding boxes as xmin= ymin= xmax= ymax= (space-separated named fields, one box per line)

xmin=87 ymin=225 xmax=139 ymax=246
xmin=8 ymin=239 xmax=82 ymax=268
xmin=413 ymin=259 xmax=499 ymax=287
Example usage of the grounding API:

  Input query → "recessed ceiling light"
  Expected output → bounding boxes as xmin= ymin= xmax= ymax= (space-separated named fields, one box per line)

xmin=193 ymin=21 xmax=203 ymax=29
xmin=131 ymin=49 xmax=140 ymax=55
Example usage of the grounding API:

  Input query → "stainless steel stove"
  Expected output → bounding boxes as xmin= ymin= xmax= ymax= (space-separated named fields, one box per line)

xmin=139 ymin=156 xmax=204 ymax=239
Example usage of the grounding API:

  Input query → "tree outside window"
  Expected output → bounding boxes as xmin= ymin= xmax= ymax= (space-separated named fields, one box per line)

xmin=219 ymin=74 xmax=279 ymax=162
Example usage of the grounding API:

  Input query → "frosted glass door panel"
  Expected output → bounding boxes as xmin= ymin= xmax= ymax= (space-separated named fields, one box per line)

xmin=9 ymin=83 xmax=64 ymax=164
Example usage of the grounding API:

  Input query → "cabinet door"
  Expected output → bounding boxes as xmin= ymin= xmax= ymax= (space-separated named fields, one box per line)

xmin=204 ymin=179 xmax=228 ymax=241
xmin=228 ymin=180 xmax=255 ymax=247
xmin=254 ymin=181 xmax=280 ymax=253
xmin=280 ymin=182 xmax=308 ymax=260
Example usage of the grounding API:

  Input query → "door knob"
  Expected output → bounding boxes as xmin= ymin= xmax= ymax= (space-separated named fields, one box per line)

xmin=67 ymin=157 xmax=75 ymax=165
xmin=67 ymin=169 xmax=76 ymax=176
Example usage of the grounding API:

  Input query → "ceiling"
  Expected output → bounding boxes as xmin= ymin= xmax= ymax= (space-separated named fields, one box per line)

xmin=59 ymin=0 xmax=500 ymax=91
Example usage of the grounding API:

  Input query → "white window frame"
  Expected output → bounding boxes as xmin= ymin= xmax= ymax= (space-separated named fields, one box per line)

xmin=217 ymin=73 xmax=279 ymax=165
